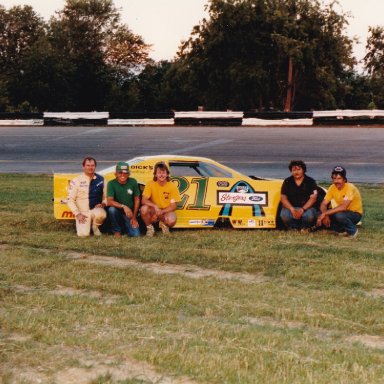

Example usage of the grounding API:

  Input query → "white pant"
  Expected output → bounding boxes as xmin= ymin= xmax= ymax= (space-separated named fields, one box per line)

xmin=76 ymin=207 xmax=106 ymax=237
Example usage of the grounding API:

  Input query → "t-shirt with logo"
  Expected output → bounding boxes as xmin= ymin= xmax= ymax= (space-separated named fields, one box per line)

xmin=142 ymin=180 xmax=181 ymax=209
xmin=324 ymin=182 xmax=363 ymax=214
xmin=107 ymin=178 xmax=140 ymax=209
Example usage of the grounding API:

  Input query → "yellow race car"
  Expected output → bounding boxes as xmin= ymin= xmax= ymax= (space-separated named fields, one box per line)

xmin=54 ymin=155 xmax=284 ymax=229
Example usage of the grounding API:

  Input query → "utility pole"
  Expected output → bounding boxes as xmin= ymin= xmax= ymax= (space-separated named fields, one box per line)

xmin=284 ymin=56 xmax=293 ymax=112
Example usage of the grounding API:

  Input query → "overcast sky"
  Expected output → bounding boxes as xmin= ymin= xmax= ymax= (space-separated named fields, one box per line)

xmin=2 ymin=0 xmax=383 ymax=67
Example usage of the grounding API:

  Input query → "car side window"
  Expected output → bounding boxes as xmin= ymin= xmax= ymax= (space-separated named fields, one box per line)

xmin=198 ymin=162 xmax=233 ymax=177
xmin=170 ymin=161 xmax=233 ymax=178
xmin=169 ymin=163 xmax=202 ymax=176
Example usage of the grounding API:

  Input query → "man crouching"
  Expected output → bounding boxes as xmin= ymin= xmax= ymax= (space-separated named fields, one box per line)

xmin=140 ymin=162 xmax=181 ymax=237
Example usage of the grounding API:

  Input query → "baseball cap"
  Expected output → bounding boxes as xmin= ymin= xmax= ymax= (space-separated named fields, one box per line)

xmin=116 ymin=161 xmax=129 ymax=173
xmin=332 ymin=165 xmax=346 ymax=178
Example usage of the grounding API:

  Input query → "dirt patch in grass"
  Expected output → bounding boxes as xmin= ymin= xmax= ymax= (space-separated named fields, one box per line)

xmin=5 ymin=345 xmax=197 ymax=384
xmin=347 ymin=335 xmax=384 ymax=350
xmin=54 ymin=355 xmax=196 ymax=384
xmin=0 ymin=243 xmax=270 ymax=284
xmin=244 ymin=316 xmax=384 ymax=350
xmin=368 ymin=288 xmax=384 ymax=298
xmin=11 ymin=283 xmax=120 ymax=304
xmin=67 ymin=251 xmax=270 ymax=284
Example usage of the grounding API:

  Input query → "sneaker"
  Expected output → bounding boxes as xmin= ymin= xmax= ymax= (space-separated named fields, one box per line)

xmin=146 ymin=225 xmax=155 ymax=237
xmin=337 ymin=231 xmax=348 ymax=237
xmin=349 ymin=228 xmax=358 ymax=239
xmin=92 ymin=224 xmax=101 ymax=236
xmin=159 ymin=221 xmax=170 ymax=235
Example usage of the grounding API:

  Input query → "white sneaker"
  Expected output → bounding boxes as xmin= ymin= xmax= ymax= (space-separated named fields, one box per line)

xmin=159 ymin=221 xmax=170 ymax=235
xmin=349 ymin=228 xmax=358 ymax=239
xmin=146 ymin=225 xmax=155 ymax=237
xmin=92 ymin=224 xmax=101 ymax=236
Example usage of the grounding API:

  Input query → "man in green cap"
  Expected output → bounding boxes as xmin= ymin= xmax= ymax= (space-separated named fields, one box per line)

xmin=106 ymin=161 xmax=141 ymax=237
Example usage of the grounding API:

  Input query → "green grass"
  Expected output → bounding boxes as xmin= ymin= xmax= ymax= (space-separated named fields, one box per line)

xmin=0 ymin=174 xmax=383 ymax=383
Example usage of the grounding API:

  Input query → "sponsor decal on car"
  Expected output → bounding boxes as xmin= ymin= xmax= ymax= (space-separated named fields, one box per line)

xmin=218 ymin=192 xmax=266 ymax=205
xmin=257 ymin=219 xmax=276 ymax=226
xmin=248 ymin=219 xmax=256 ymax=227
xmin=217 ymin=180 xmax=268 ymax=217
xmin=232 ymin=219 xmax=246 ymax=226
xmin=216 ymin=180 xmax=230 ymax=187
xmin=61 ymin=211 xmax=75 ymax=218
xmin=130 ymin=165 xmax=154 ymax=171
xmin=189 ymin=219 xmax=215 ymax=226
xmin=236 ymin=183 xmax=249 ymax=193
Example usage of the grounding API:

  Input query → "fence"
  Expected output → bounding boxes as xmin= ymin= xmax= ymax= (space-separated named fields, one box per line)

xmin=1 ymin=110 xmax=384 ymax=126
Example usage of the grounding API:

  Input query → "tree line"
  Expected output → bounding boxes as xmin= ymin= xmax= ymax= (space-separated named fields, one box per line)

xmin=1 ymin=0 xmax=384 ymax=113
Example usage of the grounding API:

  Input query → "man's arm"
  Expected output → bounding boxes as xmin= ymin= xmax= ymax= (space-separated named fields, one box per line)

xmin=320 ymin=199 xmax=351 ymax=217
xmin=67 ymin=179 xmax=88 ymax=223
xmin=96 ymin=179 xmax=107 ymax=208
xmin=132 ymin=196 xmax=140 ymax=219
xmin=280 ymin=194 xmax=294 ymax=210
xmin=316 ymin=198 xmax=349 ymax=227
xmin=159 ymin=201 xmax=177 ymax=215
xmin=280 ymin=193 xmax=301 ymax=218
xmin=107 ymin=196 xmax=133 ymax=218
xmin=302 ymin=193 xmax=317 ymax=211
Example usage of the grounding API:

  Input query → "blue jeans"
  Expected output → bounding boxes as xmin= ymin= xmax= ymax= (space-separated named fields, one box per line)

xmin=107 ymin=207 xmax=140 ymax=237
xmin=330 ymin=211 xmax=361 ymax=236
xmin=280 ymin=207 xmax=317 ymax=229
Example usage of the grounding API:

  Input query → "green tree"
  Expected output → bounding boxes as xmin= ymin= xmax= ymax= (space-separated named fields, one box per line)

xmin=0 ymin=5 xmax=46 ymax=110
xmin=364 ymin=26 xmax=384 ymax=108
xmin=172 ymin=0 xmax=355 ymax=111
xmin=48 ymin=0 xmax=150 ymax=110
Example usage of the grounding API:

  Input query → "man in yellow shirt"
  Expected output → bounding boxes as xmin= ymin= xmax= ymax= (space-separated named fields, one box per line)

xmin=140 ymin=162 xmax=181 ymax=237
xmin=316 ymin=166 xmax=362 ymax=238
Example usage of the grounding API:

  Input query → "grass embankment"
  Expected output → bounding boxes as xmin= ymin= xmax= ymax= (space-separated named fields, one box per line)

xmin=0 ymin=174 xmax=383 ymax=383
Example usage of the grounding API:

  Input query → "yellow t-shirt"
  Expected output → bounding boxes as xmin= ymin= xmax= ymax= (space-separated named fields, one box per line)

xmin=142 ymin=180 xmax=181 ymax=209
xmin=324 ymin=183 xmax=363 ymax=214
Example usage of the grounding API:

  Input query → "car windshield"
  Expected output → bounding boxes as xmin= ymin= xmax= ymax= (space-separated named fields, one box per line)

xmin=169 ymin=161 xmax=233 ymax=178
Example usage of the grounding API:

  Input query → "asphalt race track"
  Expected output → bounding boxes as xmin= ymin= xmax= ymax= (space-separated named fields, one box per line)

xmin=0 ymin=125 xmax=383 ymax=183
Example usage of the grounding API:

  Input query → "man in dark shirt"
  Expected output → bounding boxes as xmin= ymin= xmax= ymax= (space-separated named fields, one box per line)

xmin=280 ymin=160 xmax=319 ymax=231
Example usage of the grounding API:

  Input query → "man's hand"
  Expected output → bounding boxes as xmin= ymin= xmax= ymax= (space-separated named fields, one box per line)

xmin=292 ymin=208 xmax=304 ymax=220
xmin=316 ymin=213 xmax=330 ymax=227
xmin=154 ymin=205 xmax=162 ymax=216
xmin=130 ymin=217 xmax=139 ymax=228
xmin=122 ymin=205 xmax=133 ymax=218
xmin=76 ymin=213 xmax=88 ymax=224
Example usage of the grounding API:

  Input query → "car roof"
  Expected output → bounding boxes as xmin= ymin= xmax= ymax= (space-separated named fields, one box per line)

xmin=99 ymin=155 xmax=229 ymax=175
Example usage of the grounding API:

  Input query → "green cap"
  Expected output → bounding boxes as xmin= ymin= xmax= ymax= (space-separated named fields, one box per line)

xmin=116 ymin=161 xmax=129 ymax=173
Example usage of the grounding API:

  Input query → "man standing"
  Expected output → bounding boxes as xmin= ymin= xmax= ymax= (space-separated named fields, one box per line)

xmin=67 ymin=156 xmax=106 ymax=237
xmin=140 ymin=161 xmax=181 ymax=237
xmin=107 ymin=161 xmax=140 ymax=237
xmin=316 ymin=166 xmax=362 ymax=238
xmin=280 ymin=160 xmax=319 ymax=230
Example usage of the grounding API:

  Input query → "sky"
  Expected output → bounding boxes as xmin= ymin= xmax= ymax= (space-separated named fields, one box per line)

xmin=1 ymin=0 xmax=384 ymax=67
